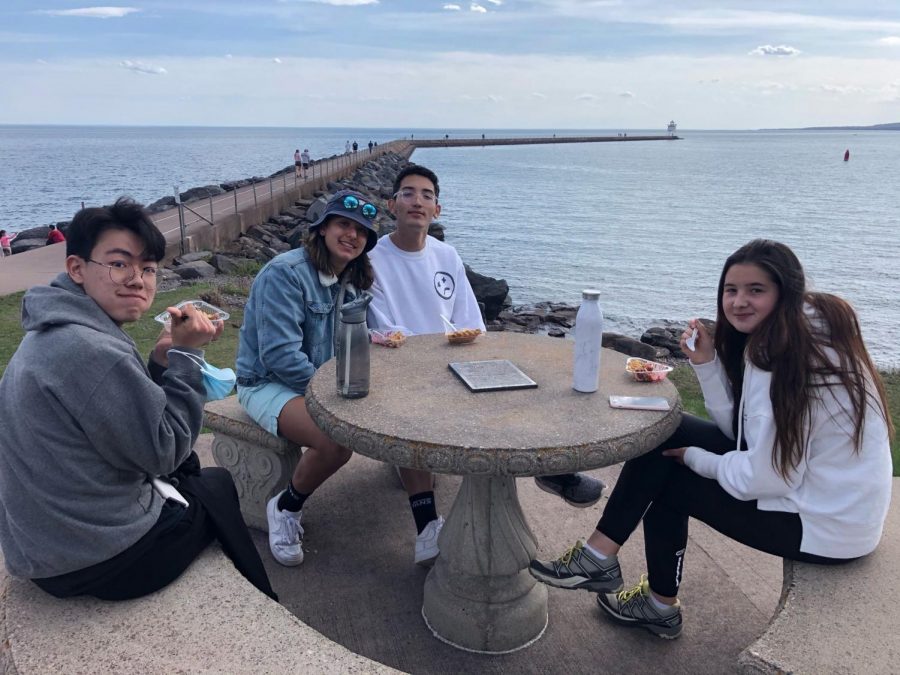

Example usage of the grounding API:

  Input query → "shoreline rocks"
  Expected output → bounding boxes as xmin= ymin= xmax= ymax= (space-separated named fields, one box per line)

xmin=14 ymin=150 xmax=706 ymax=363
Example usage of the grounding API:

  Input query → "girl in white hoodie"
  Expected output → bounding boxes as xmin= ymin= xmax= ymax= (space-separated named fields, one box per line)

xmin=529 ymin=239 xmax=893 ymax=639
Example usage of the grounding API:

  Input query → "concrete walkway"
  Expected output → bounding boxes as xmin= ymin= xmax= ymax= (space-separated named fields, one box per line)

xmin=192 ymin=435 xmax=783 ymax=674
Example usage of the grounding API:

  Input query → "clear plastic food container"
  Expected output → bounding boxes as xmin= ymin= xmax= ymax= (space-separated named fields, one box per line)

xmin=154 ymin=300 xmax=230 ymax=325
xmin=625 ymin=357 xmax=673 ymax=382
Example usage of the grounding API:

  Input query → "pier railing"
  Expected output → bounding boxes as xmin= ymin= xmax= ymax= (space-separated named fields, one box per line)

xmin=151 ymin=140 xmax=412 ymax=252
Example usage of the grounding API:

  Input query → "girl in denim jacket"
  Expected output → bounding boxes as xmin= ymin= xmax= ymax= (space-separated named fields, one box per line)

xmin=236 ymin=190 xmax=377 ymax=567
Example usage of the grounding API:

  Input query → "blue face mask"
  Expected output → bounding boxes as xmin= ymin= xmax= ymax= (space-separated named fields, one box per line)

xmin=168 ymin=350 xmax=236 ymax=401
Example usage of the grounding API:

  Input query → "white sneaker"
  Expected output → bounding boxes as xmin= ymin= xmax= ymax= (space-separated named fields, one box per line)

xmin=266 ymin=491 xmax=304 ymax=566
xmin=414 ymin=516 xmax=444 ymax=567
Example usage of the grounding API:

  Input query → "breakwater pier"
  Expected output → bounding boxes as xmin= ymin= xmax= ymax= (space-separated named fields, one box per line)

xmin=0 ymin=134 xmax=677 ymax=295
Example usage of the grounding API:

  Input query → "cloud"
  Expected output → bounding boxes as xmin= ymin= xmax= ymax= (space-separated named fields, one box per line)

xmin=878 ymin=36 xmax=900 ymax=46
xmin=39 ymin=7 xmax=140 ymax=19
xmin=486 ymin=0 xmax=502 ymax=4
xmin=470 ymin=3 xmax=487 ymax=13
xmin=750 ymin=44 xmax=801 ymax=57
xmin=818 ymin=84 xmax=862 ymax=95
xmin=575 ymin=93 xmax=599 ymax=101
xmin=273 ymin=57 xmax=283 ymax=64
xmin=292 ymin=0 xmax=378 ymax=4
xmin=120 ymin=60 xmax=166 ymax=75
xmin=443 ymin=4 xmax=461 ymax=10
xmin=531 ymin=92 xmax=547 ymax=99
xmin=618 ymin=91 xmax=634 ymax=98
xmin=487 ymin=94 xmax=503 ymax=102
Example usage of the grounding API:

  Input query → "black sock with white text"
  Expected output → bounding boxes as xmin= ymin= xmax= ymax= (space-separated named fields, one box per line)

xmin=277 ymin=481 xmax=309 ymax=513
xmin=409 ymin=491 xmax=438 ymax=534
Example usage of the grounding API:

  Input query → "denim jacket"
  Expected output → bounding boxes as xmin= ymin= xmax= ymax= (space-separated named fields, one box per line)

xmin=236 ymin=247 xmax=356 ymax=395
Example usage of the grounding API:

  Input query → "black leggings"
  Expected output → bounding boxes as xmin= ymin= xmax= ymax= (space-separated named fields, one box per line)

xmin=34 ymin=462 xmax=276 ymax=602
xmin=597 ymin=414 xmax=852 ymax=598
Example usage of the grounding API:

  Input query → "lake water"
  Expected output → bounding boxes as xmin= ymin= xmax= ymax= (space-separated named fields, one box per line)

xmin=1 ymin=125 xmax=897 ymax=367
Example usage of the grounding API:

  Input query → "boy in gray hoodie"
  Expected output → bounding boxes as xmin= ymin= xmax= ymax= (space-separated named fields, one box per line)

xmin=0 ymin=198 xmax=275 ymax=601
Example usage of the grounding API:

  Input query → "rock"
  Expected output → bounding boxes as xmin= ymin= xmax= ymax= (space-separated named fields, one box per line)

xmin=172 ymin=261 xmax=217 ymax=279
xmin=174 ymin=251 xmax=213 ymax=265
xmin=10 ymin=238 xmax=46 ymax=254
xmin=286 ymin=225 xmax=308 ymax=250
xmin=179 ymin=185 xmax=225 ymax=203
xmin=220 ymin=179 xmax=252 ymax=191
xmin=306 ymin=197 xmax=328 ymax=225
xmin=465 ymin=266 xmax=509 ymax=322
xmin=428 ymin=223 xmax=445 ymax=241
xmin=641 ymin=319 xmax=715 ymax=359
xmin=604 ymin=333 xmax=668 ymax=359
xmin=146 ymin=196 xmax=176 ymax=214
xmin=211 ymin=254 xmax=258 ymax=275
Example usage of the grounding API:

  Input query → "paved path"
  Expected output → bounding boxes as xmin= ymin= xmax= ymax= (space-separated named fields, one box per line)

xmin=193 ymin=435 xmax=783 ymax=674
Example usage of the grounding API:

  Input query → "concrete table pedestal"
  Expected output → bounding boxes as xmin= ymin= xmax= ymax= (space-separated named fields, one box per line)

xmin=422 ymin=475 xmax=547 ymax=653
xmin=306 ymin=332 xmax=681 ymax=653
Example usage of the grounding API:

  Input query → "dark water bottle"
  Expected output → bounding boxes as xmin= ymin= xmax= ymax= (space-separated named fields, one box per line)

xmin=335 ymin=292 xmax=373 ymax=398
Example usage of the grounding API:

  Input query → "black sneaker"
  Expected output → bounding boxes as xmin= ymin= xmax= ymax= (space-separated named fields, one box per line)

xmin=534 ymin=473 xmax=605 ymax=507
xmin=596 ymin=575 xmax=683 ymax=639
xmin=529 ymin=540 xmax=623 ymax=593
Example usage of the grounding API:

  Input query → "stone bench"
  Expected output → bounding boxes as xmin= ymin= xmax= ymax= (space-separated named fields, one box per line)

xmin=203 ymin=396 xmax=303 ymax=531
xmin=0 ymin=545 xmax=397 ymax=673
xmin=738 ymin=477 xmax=899 ymax=674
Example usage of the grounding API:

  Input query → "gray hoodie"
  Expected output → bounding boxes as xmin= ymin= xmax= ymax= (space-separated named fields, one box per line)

xmin=0 ymin=273 xmax=206 ymax=579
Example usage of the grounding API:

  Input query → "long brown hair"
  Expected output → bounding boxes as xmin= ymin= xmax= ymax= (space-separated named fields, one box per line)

xmin=714 ymin=239 xmax=893 ymax=479
xmin=303 ymin=226 xmax=374 ymax=291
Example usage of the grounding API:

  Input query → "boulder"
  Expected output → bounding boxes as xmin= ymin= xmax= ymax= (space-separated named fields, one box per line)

xmin=146 ymin=196 xmax=177 ymax=214
xmin=428 ymin=223 xmax=445 ymax=241
xmin=174 ymin=251 xmax=213 ymax=265
xmin=179 ymin=185 xmax=225 ymax=203
xmin=212 ymin=254 xmax=258 ymax=275
xmin=286 ymin=225 xmax=309 ymax=250
xmin=172 ymin=261 xmax=217 ymax=280
xmin=465 ymin=266 xmax=509 ymax=322
xmin=10 ymin=238 xmax=46 ymax=255
xmin=604 ymin=333 xmax=668 ymax=360
xmin=641 ymin=319 xmax=715 ymax=358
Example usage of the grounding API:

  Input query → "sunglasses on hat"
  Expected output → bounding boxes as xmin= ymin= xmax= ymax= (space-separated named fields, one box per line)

xmin=341 ymin=194 xmax=377 ymax=220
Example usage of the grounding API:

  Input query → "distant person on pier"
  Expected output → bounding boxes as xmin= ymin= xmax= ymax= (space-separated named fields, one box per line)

xmin=345 ymin=140 xmax=351 ymax=154
xmin=0 ymin=230 xmax=11 ymax=257
xmin=530 ymin=239 xmax=893 ymax=640
xmin=294 ymin=149 xmax=302 ymax=177
xmin=367 ymin=165 xmax=605 ymax=567
xmin=46 ymin=224 xmax=66 ymax=245
xmin=0 ymin=198 xmax=276 ymax=602
xmin=301 ymin=149 xmax=311 ymax=178
xmin=352 ymin=140 xmax=358 ymax=153
xmin=367 ymin=140 xmax=373 ymax=153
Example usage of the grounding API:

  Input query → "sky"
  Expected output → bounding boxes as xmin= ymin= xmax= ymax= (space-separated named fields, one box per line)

xmin=1 ymin=1 xmax=899 ymax=129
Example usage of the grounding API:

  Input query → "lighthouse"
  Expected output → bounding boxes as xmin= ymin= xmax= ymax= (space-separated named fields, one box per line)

xmin=667 ymin=120 xmax=677 ymax=136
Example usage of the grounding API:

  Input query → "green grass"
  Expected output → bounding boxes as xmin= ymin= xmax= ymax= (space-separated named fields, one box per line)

xmin=1 ymin=288 xmax=897 ymax=475
xmin=0 ymin=283 xmax=244 ymax=377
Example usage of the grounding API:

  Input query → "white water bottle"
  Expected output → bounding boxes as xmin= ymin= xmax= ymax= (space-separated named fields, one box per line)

xmin=572 ymin=289 xmax=603 ymax=393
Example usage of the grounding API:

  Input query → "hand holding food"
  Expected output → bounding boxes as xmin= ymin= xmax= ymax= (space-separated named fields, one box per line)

xmin=167 ymin=302 xmax=219 ymax=349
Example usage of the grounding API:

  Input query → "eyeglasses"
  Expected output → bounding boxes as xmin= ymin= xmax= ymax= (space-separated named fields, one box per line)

xmin=341 ymin=195 xmax=377 ymax=219
xmin=393 ymin=188 xmax=437 ymax=204
xmin=88 ymin=259 xmax=159 ymax=285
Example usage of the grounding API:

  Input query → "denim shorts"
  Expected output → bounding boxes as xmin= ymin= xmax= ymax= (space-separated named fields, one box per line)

xmin=237 ymin=381 xmax=302 ymax=436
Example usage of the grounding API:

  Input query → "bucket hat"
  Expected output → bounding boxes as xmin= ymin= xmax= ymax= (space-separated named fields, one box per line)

xmin=308 ymin=190 xmax=379 ymax=252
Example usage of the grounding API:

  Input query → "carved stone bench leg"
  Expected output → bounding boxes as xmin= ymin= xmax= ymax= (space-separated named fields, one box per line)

xmin=211 ymin=433 xmax=303 ymax=532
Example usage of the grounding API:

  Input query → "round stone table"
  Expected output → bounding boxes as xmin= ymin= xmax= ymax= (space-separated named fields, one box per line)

xmin=306 ymin=332 xmax=681 ymax=654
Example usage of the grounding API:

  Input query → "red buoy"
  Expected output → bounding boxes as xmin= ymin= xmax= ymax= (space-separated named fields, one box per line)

xmin=844 ymin=149 xmax=850 ymax=161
